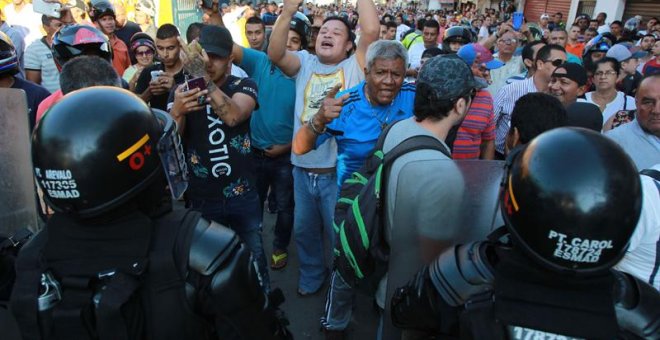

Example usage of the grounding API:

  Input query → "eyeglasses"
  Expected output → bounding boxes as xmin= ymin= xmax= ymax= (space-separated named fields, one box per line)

xmin=135 ymin=50 xmax=154 ymax=57
xmin=498 ymin=38 xmax=517 ymax=45
xmin=594 ymin=70 xmax=617 ymax=77
xmin=543 ymin=59 xmax=565 ymax=67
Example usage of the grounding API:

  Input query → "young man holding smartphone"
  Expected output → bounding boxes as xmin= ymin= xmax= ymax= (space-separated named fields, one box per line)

xmin=134 ymin=24 xmax=186 ymax=111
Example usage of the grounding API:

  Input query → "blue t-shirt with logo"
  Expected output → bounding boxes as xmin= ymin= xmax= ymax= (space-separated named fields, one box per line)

xmin=316 ymin=81 xmax=416 ymax=187
xmin=239 ymin=47 xmax=295 ymax=150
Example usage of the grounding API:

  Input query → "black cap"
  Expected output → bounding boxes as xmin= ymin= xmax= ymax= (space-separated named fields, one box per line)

xmin=552 ymin=62 xmax=588 ymax=87
xmin=199 ymin=25 xmax=233 ymax=58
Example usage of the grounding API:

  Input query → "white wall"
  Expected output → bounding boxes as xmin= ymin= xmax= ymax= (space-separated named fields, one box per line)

xmin=567 ymin=0 xmax=627 ymax=28
xmin=593 ymin=0 xmax=626 ymax=22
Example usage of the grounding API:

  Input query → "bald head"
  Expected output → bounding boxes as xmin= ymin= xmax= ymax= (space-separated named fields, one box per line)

xmin=635 ymin=74 xmax=660 ymax=137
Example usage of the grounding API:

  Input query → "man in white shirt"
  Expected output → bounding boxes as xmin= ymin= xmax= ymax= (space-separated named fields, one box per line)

xmin=615 ymin=164 xmax=660 ymax=291
xmin=493 ymin=44 xmax=566 ymax=158
xmin=407 ymin=19 xmax=439 ymax=74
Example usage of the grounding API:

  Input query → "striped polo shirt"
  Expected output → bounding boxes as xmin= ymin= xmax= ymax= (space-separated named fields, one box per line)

xmin=452 ymin=89 xmax=496 ymax=159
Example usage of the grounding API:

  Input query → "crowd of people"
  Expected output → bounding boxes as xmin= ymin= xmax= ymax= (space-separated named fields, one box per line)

xmin=0 ymin=0 xmax=659 ymax=338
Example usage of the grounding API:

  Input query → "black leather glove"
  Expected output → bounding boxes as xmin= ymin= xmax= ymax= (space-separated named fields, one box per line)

xmin=390 ymin=265 xmax=444 ymax=332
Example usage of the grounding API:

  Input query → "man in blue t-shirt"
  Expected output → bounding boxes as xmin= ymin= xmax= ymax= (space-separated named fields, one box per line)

xmin=292 ymin=40 xmax=413 ymax=334
xmin=293 ymin=40 xmax=415 ymax=188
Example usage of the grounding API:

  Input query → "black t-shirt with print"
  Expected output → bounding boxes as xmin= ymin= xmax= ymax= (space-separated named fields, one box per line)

xmin=135 ymin=63 xmax=186 ymax=111
xmin=174 ymin=75 xmax=259 ymax=201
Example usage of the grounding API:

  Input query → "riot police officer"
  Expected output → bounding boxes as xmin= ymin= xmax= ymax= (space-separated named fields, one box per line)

xmin=390 ymin=127 xmax=660 ymax=339
xmin=442 ymin=26 xmax=473 ymax=53
xmin=10 ymin=87 xmax=290 ymax=340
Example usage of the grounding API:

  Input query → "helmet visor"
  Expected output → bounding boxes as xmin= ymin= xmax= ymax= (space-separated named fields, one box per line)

xmin=152 ymin=109 xmax=188 ymax=199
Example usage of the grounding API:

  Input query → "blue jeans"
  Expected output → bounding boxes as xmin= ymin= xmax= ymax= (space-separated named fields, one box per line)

xmin=253 ymin=151 xmax=294 ymax=251
xmin=293 ymin=166 xmax=337 ymax=293
xmin=189 ymin=190 xmax=270 ymax=292
xmin=321 ymin=270 xmax=355 ymax=331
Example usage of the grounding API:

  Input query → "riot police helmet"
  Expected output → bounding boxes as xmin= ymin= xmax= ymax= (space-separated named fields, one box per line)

xmin=442 ymin=26 xmax=473 ymax=52
xmin=32 ymin=87 xmax=188 ymax=218
xmin=90 ymin=0 xmax=116 ymax=22
xmin=500 ymin=127 xmax=642 ymax=275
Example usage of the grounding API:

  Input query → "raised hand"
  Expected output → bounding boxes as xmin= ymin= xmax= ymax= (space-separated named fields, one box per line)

xmin=314 ymin=83 xmax=350 ymax=126
xmin=179 ymin=37 xmax=209 ymax=80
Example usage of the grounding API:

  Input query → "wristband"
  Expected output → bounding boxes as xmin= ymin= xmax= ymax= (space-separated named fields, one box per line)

xmin=307 ymin=116 xmax=326 ymax=135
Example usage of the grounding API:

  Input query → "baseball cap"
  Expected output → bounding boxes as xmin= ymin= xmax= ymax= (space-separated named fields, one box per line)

xmin=606 ymin=43 xmax=648 ymax=62
xmin=540 ymin=13 xmax=550 ymax=20
xmin=457 ymin=43 xmax=504 ymax=70
xmin=198 ymin=25 xmax=233 ymax=58
xmin=552 ymin=62 xmax=588 ymax=87
xmin=576 ymin=13 xmax=590 ymax=21
xmin=417 ymin=54 xmax=478 ymax=101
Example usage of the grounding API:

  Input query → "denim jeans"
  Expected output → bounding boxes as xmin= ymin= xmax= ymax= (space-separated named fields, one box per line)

xmin=293 ymin=166 xmax=337 ymax=293
xmin=189 ymin=190 xmax=270 ymax=292
xmin=253 ymin=152 xmax=294 ymax=252
xmin=321 ymin=270 xmax=355 ymax=331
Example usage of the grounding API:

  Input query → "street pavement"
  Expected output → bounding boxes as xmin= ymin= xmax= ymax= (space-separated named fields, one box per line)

xmin=261 ymin=209 xmax=381 ymax=339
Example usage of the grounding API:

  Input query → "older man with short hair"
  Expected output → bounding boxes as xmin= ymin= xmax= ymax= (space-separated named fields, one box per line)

xmin=606 ymin=74 xmax=660 ymax=170
xmin=293 ymin=39 xmax=414 ymax=337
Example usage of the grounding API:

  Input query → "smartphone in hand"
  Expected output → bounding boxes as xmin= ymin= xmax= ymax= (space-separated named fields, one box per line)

xmin=185 ymin=77 xmax=208 ymax=105
xmin=185 ymin=77 xmax=207 ymax=92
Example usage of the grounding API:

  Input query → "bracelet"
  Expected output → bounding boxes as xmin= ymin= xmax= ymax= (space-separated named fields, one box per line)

xmin=307 ymin=116 xmax=326 ymax=135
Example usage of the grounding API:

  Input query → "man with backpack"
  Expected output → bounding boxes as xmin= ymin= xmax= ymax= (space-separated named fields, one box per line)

xmin=327 ymin=54 xmax=477 ymax=338
xmin=10 ymin=87 xmax=290 ymax=340
xmin=291 ymin=39 xmax=414 ymax=338
xmin=377 ymin=53 xmax=477 ymax=313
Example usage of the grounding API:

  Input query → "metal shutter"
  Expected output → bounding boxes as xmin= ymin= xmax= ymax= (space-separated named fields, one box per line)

xmin=545 ymin=0 xmax=571 ymax=22
xmin=623 ymin=0 xmax=660 ymax=22
xmin=524 ymin=0 xmax=546 ymax=23
xmin=524 ymin=0 xmax=570 ymax=23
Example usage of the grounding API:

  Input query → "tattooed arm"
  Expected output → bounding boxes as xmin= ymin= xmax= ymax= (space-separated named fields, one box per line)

xmin=207 ymin=82 xmax=256 ymax=127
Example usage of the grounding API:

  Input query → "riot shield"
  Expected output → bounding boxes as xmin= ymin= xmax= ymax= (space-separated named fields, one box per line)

xmin=0 ymin=89 xmax=39 ymax=235
xmin=382 ymin=159 xmax=506 ymax=339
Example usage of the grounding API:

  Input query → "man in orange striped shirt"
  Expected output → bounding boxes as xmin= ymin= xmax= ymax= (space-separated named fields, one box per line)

xmin=453 ymin=43 xmax=503 ymax=159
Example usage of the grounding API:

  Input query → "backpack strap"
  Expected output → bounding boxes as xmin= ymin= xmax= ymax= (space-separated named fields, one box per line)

xmin=382 ymin=135 xmax=450 ymax=167
xmin=459 ymin=290 xmax=505 ymax=339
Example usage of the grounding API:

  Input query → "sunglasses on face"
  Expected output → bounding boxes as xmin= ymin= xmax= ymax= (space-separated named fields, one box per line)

xmin=135 ymin=50 xmax=154 ymax=57
xmin=544 ymin=59 xmax=564 ymax=67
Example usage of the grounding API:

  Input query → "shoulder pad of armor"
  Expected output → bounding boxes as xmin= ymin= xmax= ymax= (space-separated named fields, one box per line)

xmin=428 ymin=241 xmax=495 ymax=307
xmin=188 ymin=217 xmax=241 ymax=276
xmin=612 ymin=270 xmax=660 ymax=338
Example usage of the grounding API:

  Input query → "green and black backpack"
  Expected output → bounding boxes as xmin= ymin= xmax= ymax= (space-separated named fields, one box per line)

xmin=333 ymin=120 xmax=451 ymax=295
